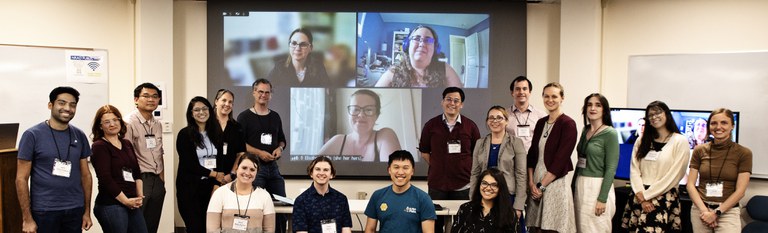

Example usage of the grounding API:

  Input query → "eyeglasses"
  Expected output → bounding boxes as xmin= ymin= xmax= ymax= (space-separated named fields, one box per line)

xmin=347 ymin=105 xmax=377 ymax=117
xmin=409 ymin=36 xmax=435 ymax=45
xmin=140 ymin=94 xmax=160 ymax=99
xmin=443 ymin=97 xmax=462 ymax=104
xmin=101 ymin=118 xmax=121 ymax=126
xmin=648 ymin=111 xmax=664 ymax=119
xmin=289 ymin=41 xmax=311 ymax=49
xmin=480 ymin=181 xmax=499 ymax=190
xmin=488 ymin=116 xmax=506 ymax=123
xmin=256 ymin=90 xmax=271 ymax=96
xmin=193 ymin=107 xmax=209 ymax=113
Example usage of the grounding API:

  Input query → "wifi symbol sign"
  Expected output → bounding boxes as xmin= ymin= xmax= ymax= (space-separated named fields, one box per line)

xmin=87 ymin=62 xmax=100 ymax=71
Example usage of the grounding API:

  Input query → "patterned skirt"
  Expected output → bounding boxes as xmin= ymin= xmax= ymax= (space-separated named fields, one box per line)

xmin=620 ymin=187 xmax=682 ymax=233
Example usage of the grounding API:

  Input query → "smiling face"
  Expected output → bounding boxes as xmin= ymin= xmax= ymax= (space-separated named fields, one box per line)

xmin=191 ymin=101 xmax=209 ymax=125
xmin=441 ymin=92 xmax=463 ymax=119
xmin=49 ymin=93 xmax=77 ymax=125
xmin=388 ymin=159 xmax=414 ymax=191
xmin=647 ymin=107 xmax=667 ymax=130
xmin=585 ymin=96 xmax=604 ymax=123
xmin=542 ymin=86 xmax=563 ymax=113
xmin=487 ymin=109 xmax=508 ymax=134
xmin=252 ymin=83 xmax=272 ymax=106
xmin=289 ymin=32 xmax=312 ymax=62
xmin=237 ymin=158 xmax=258 ymax=185
xmin=310 ymin=161 xmax=334 ymax=186
xmin=100 ymin=113 xmax=121 ymax=137
xmin=479 ymin=174 xmax=499 ymax=201
xmin=708 ymin=113 xmax=733 ymax=143
xmin=408 ymin=27 xmax=435 ymax=68
xmin=511 ymin=80 xmax=531 ymax=106
xmin=348 ymin=93 xmax=378 ymax=133
xmin=215 ymin=92 xmax=234 ymax=117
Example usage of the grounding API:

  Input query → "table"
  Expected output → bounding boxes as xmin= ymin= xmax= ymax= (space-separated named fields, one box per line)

xmin=275 ymin=199 xmax=466 ymax=232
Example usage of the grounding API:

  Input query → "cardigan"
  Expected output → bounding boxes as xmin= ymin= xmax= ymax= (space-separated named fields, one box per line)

xmin=575 ymin=126 xmax=620 ymax=203
xmin=629 ymin=133 xmax=689 ymax=200
xmin=526 ymin=114 xmax=578 ymax=178
xmin=470 ymin=133 xmax=528 ymax=210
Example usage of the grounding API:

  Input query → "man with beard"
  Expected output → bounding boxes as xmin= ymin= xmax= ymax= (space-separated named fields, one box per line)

xmin=16 ymin=86 xmax=93 ymax=233
xmin=364 ymin=150 xmax=436 ymax=233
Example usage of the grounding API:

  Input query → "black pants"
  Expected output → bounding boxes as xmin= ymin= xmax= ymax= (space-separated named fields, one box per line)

xmin=177 ymin=178 xmax=214 ymax=233
xmin=140 ymin=173 xmax=166 ymax=233
xmin=429 ymin=188 xmax=469 ymax=233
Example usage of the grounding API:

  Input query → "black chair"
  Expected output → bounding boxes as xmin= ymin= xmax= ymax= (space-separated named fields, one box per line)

xmin=743 ymin=195 xmax=768 ymax=233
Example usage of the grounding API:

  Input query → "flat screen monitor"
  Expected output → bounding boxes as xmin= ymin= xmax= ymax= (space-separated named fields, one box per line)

xmin=610 ymin=108 xmax=739 ymax=185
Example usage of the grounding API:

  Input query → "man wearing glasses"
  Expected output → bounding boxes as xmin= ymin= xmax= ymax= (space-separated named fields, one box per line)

xmin=418 ymin=87 xmax=480 ymax=233
xmin=124 ymin=82 xmax=165 ymax=233
xmin=237 ymin=78 xmax=288 ymax=233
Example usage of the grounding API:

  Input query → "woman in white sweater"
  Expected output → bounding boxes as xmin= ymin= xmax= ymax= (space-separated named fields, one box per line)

xmin=621 ymin=101 xmax=690 ymax=232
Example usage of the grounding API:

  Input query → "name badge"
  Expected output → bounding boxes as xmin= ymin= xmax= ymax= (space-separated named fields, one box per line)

xmin=223 ymin=143 xmax=228 ymax=154
xmin=145 ymin=135 xmax=157 ymax=149
xmin=204 ymin=158 xmax=216 ymax=169
xmin=122 ymin=169 xmax=135 ymax=182
xmin=52 ymin=158 xmax=72 ymax=177
xmin=577 ymin=157 xmax=587 ymax=168
xmin=706 ymin=181 xmax=724 ymax=197
xmin=517 ymin=125 xmax=531 ymax=137
xmin=447 ymin=140 xmax=461 ymax=154
xmin=321 ymin=219 xmax=337 ymax=233
xmin=260 ymin=133 xmax=272 ymax=145
xmin=644 ymin=151 xmax=660 ymax=161
xmin=232 ymin=215 xmax=249 ymax=231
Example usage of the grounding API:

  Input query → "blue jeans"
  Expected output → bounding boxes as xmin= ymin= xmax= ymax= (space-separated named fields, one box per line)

xmin=32 ymin=206 xmax=84 ymax=233
xmin=254 ymin=161 xmax=286 ymax=233
xmin=94 ymin=204 xmax=148 ymax=233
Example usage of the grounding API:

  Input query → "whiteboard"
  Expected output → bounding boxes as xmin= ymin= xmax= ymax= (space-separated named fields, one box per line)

xmin=0 ymin=45 xmax=109 ymax=146
xmin=628 ymin=51 xmax=768 ymax=179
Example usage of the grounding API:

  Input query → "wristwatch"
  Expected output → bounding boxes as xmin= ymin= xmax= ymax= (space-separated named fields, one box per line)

xmin=536 ymin=182 xmax=547 ymax=192
xmin=715 ymin=209 xmax=722 ymax=216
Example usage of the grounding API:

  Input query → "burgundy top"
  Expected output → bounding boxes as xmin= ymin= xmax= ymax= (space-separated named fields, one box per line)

xmin=419 ymin=114 xmax=481 ymax=191
xmin=527 ymin=114 xmax=577 ymax=178
xmin=91 ymin=139 xmax=142 ymax=206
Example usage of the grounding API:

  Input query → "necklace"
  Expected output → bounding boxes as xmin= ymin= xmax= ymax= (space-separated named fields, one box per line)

xmin=543 ymin=122 xmax=554 ymax=138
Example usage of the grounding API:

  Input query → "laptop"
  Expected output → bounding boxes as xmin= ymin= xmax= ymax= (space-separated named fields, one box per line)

xmin=0 ymin=123 xmax=20 ymax=149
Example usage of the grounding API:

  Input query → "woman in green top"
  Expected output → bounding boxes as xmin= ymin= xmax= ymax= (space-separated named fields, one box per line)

xmin=574 ymin=93 xmax=619 ymax=233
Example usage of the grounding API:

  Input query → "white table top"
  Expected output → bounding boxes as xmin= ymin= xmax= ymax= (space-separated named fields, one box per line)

xmin=275 ymin=199 xmax=466 ymax=216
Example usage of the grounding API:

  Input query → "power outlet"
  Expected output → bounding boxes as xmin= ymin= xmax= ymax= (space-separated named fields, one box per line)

xmin=162 ymin=121 xmax=172 ymax=133
xmin=357 ymin=191 xmax=368 ymax=200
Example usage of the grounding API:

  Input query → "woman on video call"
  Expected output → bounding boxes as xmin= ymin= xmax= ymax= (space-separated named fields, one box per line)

xmin=621 ymin=100 xmax=689 ymax=232
xmin=267 ymin=28 xmax=330 ymax=87
xmin=375 ymin=25 xmax=462 ymax=88
xmin=317 ymin=89 xmax=401 ymax=162
xmin=686 ymin=108 xmax=752 ymax=233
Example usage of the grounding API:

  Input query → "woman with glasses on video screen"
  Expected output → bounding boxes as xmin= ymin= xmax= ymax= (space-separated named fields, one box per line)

xmin=621 ymin=100 xmax=689 ymax=232
xmin=267 ymin=28 xmax=330 ymax=87
xmin=469 ymin=105 xmax=527 ymax=232
xmin=526 ymin=82 xmax=577 ymax=233
xmin=573 ymin=93 xmax=619 ymax=233
xmin=317 ymin=89 xmax=401 ymax=162
xmin=375 ymin=25 xmax=462 ymax=88
xmin=686 ymin=108 xmax=751 ymax=233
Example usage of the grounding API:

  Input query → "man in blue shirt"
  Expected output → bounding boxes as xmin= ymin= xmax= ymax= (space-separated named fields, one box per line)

xmin=365 ymin=150 xmax=436 ymax=233
xmin=292 ymin=156 xmax=352 ymax=233
xmin=16 ymin=86 xmax=93 ymax=233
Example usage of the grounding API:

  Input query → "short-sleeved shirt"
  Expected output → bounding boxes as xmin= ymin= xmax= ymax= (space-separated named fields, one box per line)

xmin=505 ymin=104 xmax=547 ymax=151
xmin=292 ymin=184 xmax=352 ymax=233
xmin=364 ymin=185 xmax=436 ymax=233
xmin=124 ymin=110 xmax=164 ymax=174
xmin=237 ymin=108 xmax=286 ymax=163
xmin=690 ymin=140 xmax=752 ymax=203
xmin=17 ymin=122 xmax=91 ymax=211
xmin=207 ymin=182 xmax=275 ymax=232
xmin=418 ymin=114 xmax=480 ymax=191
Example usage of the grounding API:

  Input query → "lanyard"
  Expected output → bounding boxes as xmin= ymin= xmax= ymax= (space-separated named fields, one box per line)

xmin=234 ymin=182 xmax=253 ymax=218
xmin=708 ymin=142 xmax=732 ymax=183
xmin=48 ymin=121 xmax=72 ymax=161
xmin=512 ymin=109 xmax=531 ymax=126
